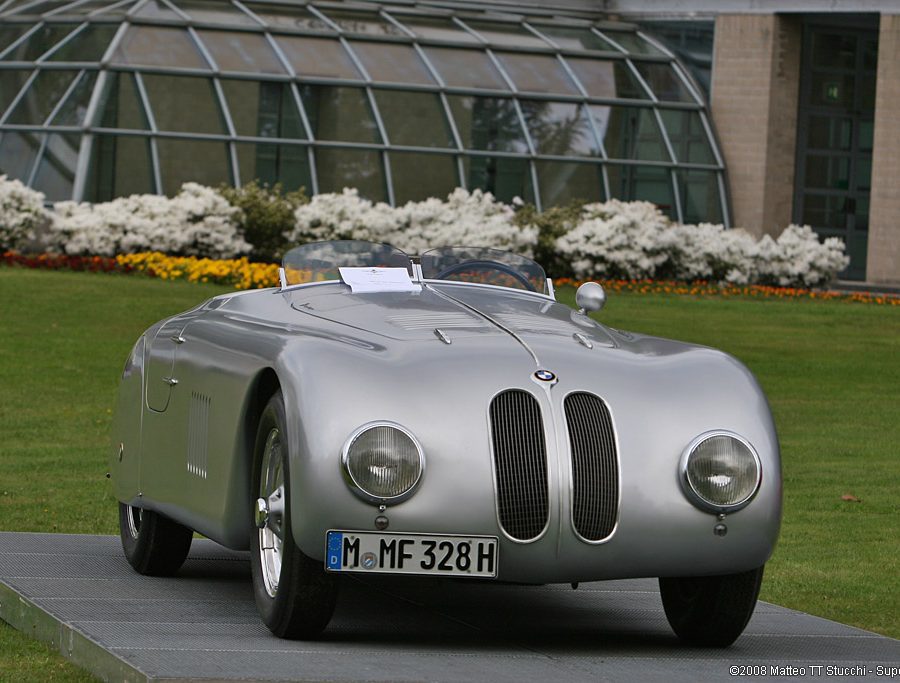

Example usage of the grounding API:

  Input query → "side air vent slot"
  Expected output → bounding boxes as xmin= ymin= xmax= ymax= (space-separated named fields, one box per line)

xmin=489 ymin=389 xmax=549 ymax=541
xmin=188 ymin=392 xmax=210 ymax=479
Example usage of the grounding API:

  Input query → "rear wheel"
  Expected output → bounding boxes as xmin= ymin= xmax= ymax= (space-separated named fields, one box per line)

xmin=119 ymin=502 xmax=193 ymax=576
xmin=659 ymin=565 xmax=764 ymax=647
xmin=250 ymin=391 xmax=337 ymax=639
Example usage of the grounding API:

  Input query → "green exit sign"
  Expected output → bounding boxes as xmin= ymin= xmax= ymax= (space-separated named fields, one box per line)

xmin=825 ymin=82 xmax=841 ymax=102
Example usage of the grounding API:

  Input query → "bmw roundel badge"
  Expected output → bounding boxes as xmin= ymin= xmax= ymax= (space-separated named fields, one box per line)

xmin=534 ymin=369 xmax=556 ymax=382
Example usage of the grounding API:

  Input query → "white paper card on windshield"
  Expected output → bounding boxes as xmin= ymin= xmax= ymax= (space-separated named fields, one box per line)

xmin=339 ymin=267 xmax=421 ymax=293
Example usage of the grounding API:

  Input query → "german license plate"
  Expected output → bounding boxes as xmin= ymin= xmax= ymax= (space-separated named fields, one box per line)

xmin=325 ymin=531 xmax=498 ymax=578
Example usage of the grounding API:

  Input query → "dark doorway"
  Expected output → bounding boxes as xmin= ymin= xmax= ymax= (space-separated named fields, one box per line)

xmin=794 ymin=16 xmax=878 ymax=281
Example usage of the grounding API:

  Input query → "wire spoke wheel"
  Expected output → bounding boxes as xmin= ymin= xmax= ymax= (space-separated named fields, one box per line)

xmin=250 ymin=390 xmax=337 ymax=639
xmin=258 ymin=427 xmax=285 ymax=598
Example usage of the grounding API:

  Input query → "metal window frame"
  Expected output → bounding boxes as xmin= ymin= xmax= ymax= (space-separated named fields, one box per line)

xmin=0 ymin=0 xmax=730 ymax=220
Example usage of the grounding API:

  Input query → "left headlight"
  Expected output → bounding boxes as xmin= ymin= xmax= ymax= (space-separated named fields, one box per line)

xmin=342 ymin=422 xmax=424 ymax=504
xmin=680 ymin=431 xmax=761 ymax=513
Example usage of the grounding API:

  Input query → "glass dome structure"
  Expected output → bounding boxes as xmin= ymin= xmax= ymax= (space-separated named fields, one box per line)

xmin=0 ymin=0 xmax=728 ymax=223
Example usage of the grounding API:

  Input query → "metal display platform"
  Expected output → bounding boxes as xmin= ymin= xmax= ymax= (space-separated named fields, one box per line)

xmin=0 ymin=532 xmax=897 ymax=682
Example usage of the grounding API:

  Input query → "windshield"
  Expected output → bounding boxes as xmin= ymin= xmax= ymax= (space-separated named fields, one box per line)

xmin=281 ymin=241 xmax=549 ymax=295
xmin=281 ymin=240 xmax=411 ymax=286
xmin=421 ymin=247 xmax=548 ymax=295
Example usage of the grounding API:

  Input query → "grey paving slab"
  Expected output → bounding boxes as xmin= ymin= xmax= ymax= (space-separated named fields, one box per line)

xmin=0 ymin=532 xmax=897 ymax=682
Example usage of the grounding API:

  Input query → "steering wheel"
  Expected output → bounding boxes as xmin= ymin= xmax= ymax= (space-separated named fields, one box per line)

xmin=434 ymin=259 xmax=537 ymax=292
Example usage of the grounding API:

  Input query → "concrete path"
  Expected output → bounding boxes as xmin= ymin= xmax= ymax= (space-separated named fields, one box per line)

xmin=0 ymin=532 xmax=897 ymax=682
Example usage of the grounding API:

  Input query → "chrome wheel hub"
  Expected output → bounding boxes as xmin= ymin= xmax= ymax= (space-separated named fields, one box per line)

xmin=258 ymin=427 xmax=285 ymax=598
xmin=126 ymin=504 xmax=142 ymax=539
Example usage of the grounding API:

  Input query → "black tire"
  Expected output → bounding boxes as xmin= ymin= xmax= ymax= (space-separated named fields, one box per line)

xmin=250 ymin=391 xmax=337 ymax=639
xmin=119 ymin=502 xmax=193 ymax=576
xmin=659 ymin=565 xmax=764 ymax=647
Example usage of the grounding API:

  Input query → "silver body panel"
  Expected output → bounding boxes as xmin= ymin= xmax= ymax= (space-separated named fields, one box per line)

xmin=111 ymin=280 xmax=782 ymax=583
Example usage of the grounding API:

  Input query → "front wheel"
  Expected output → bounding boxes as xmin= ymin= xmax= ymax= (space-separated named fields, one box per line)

xmin=659 ymin=565 xmax=764 ymax=647
xmin=250 ymin=391 xmax=337 ymax=639
xmin=119 ymin=502 xmax=193 ymax=576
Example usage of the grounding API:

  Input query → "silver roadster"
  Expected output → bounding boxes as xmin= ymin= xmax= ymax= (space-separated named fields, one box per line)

xmin=111 ymin=240 xmax=781 ymax=646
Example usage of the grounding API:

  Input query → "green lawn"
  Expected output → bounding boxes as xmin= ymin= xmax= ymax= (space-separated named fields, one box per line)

xmin=0 ymin=268 xmax=897 ymax=680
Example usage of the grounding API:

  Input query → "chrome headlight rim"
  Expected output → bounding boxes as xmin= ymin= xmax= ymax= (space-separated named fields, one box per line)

xmin=341 ymin=421 xmax=425 ymax=505
xmin=679 ymin=430 xmax=762 ymax=514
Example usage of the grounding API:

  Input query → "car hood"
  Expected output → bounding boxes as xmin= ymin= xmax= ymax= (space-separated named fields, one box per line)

xmin=284 ymin=282 xmax=617 ymax=353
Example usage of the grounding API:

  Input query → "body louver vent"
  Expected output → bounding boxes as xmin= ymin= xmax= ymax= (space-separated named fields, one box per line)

xmin=565 ymin=392 xmax=619 ymax=541
xmin=489 ymin=390 xmax=549 ymax=541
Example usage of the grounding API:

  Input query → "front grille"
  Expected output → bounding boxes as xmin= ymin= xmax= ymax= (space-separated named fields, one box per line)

xmin=489 ymin=390 xmax=549 ymax=541
xmin=565 ymin=392 xmax=619 ymax=541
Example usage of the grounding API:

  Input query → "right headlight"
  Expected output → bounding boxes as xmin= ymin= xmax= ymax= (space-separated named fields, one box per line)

xmin=342 ymin=422 xmax=424 ymax=505
xmin=680 ymin=431 xmax=761 ymax=513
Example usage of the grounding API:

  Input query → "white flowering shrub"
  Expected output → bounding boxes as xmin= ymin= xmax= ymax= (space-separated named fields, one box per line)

xmin=554 ymin=200 xmax=672 ymax=280
xmin=47 ymin=183 xmax=250 ymax=258
xmin=390 ymin=188 xmax=537 ymax=256
xmin=754 ymin=224 xmax=850 ymax=287
xmin=287 ymin=187 xmax=537 ymax=256
xmin=555 ymin=200 xmax=848 ymax=287
xmin=0 ymin=175 xmax=51 ymax=251
xmin=1 ymin=172 xmax=848 ymax=287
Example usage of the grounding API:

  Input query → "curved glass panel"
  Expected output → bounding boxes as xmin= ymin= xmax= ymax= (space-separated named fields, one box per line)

xmin=459 ymin=19 xmax=550 ymax=49
xmin=197 ymin=29 xmax=284 ymax=74
xmin=520 ymin=101 xmax=598 ymax=157
xmin=235 ymin=141 xmax=310 ymax=192
xmin=221 ymin=80 xmax=305 ymax=139
xmin=389 ymin=14 xmax=480 ymax=44
xmin=86 ymin=134 xmax=155 ymax=200
xmin=133 ymin=0 xmax=184 ymax=21
xmin=96 ymin=72 xmax=150 ymax=130
xmin=142 ymin=74 xmax=225 ymax=134
xmin=301 ymin=86 xmax=380 ymax=143
xmin=319 ymin=9 xmax=404 ymax=37
xmin=421 ymin=247 xmax=547 ymax=294
xmin=174 ymin=0 xmax=259 ymax=26
xmin=32 ymin=131 xmax=78 ymax=200
xmin=7 ymin=69 xmax=79 ymax=124
xmin=462 ymin=156 xmax=534 ymax=205
xmin=48 ymin=70 xmax=97 ymax=126
xmin=536 ymin=161 xmax=604 ymax=206
xmin=529 ymin=24 xmax=616 ymax=52
xmin=0 ymin=25 xmax=31 ymax=55
xmin=112 ymin=25 xmax=208 ymax=69
xmin=593 ymin=105 xmax=669 ymax=161
xmin=602 ymin=31 xmax=665 ymax=56
xmin=46 ymin=24 xmax=116 ymax=62
xmin=634 ymin=62 xmax=695 ymax=103
xmin=243 ymin=3 xmax=327 ymax=32
xmin=0 ymin=70 xmax=32 ymax=118
xmin=659 ymin=109 xmax=714 ymax=164
xmin=275 ymin=35 xmax=362 ymax=80
xmin=349 ymin=41 xmax=435 ymax=85
xmin=315 ymin=148 xmax=386 ymax=201
xmin=389 ymin=152 xmax=458 ymax=203
xmin=157 ymin=138 xmax=230 ymax=195
xmin=494 ymin=52 xmax=579 ymax=95
xmin=0 ymin=130 xmax=40 ymax=180
xmin=422 ymin=46 xmax=507 ymax=90
xmin=4 ymin=23 xmax=77 ymax=61
xmin=607 ymin=164 xmax=675 ymax=218
xmin=374 ymin=90 xmax=454 ymax=148
xmin=282 ymin=240 xmax=410 ymax=285
xmin=677 ymin=170 xmax=723 ymax=224
xmin=448 ymin=95 xmax=527 ymax=153
xmin=565 ymin=57 xmax=648 ymax=99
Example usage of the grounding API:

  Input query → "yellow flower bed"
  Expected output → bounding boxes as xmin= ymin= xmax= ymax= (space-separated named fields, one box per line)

xmin=112 ymin=251 xmax=899 ymax=305
xmin=116 ymin=252 xmax=280 ymax=290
